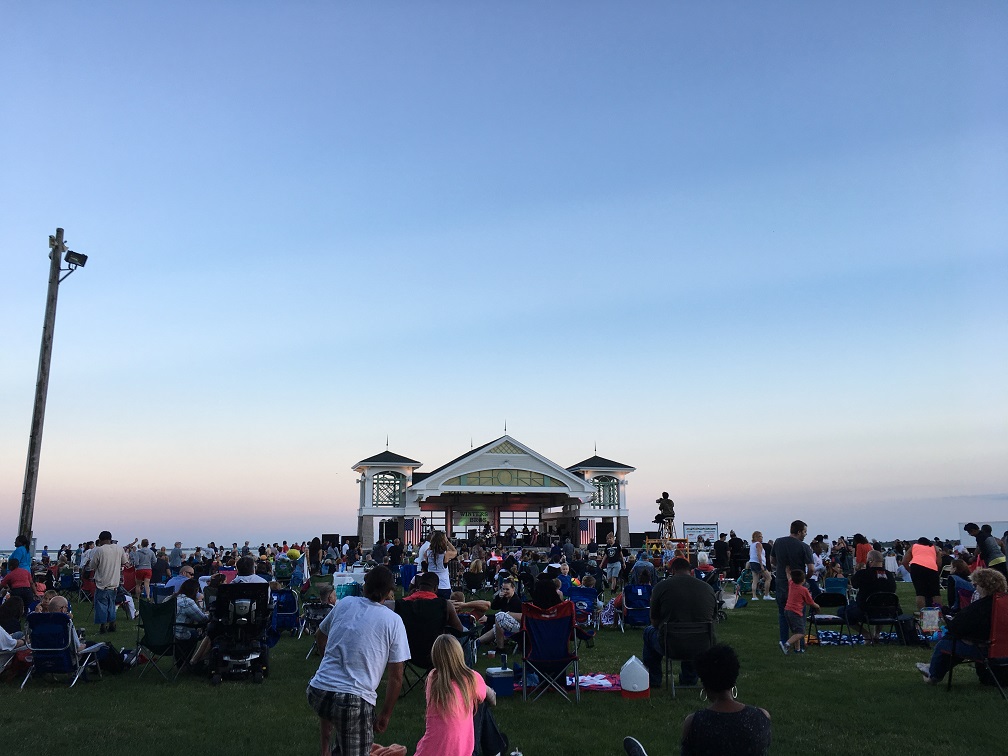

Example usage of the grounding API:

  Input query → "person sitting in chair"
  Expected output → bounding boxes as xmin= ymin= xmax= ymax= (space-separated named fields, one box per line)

xmin=232 ymin=556 xmax=270 ymax=600
xmin=397 ymin=572 xmax=465 ymax=632
xmin=840 ymin=550 xmax=896 ymax=640
xmin=642 ymin=556 xmax=716 ymax=689
xmin=476 ymin=578 xmax=522 ymax=656
xmin=46 ymin=595 xmax=87 ymax=653
xmin=916 ymin=567 xmax=1007 ymax=684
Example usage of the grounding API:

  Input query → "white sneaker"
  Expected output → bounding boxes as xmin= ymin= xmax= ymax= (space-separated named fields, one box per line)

xmin=763 ymin=596 xmax=774 ymax=601
xmin=779 ymin=641 xmax=790 ymax=655
xmin=915 ymin=662 xmax=930 ymax=676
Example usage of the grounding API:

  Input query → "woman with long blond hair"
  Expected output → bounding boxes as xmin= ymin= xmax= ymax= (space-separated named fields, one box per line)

xmin=414 ymin=634 xmax=496 ymax=756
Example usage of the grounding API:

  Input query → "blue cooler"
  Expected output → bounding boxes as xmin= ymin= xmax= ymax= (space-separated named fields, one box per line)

xmin=485 ymin=666 xmax=514 ymax=698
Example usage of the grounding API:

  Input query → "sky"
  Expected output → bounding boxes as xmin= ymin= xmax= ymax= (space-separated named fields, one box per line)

xmin=1 ymin=3 xmax=1006 ymax=549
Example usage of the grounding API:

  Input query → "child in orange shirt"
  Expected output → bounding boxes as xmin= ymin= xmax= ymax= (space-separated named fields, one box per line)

xmin=782 ymin=569 xmax=819 ymax=654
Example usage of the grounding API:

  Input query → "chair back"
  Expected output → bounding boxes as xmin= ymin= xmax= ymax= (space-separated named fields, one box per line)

xmin=521 ymin=600 xmax=576 ymax=665
xmin=957 ymin=588 xmax=974 ymax=611
xmin=990 ymin=592 xmax=1008 ymax=659
xmin=122 ymin=565 xmax=137 ymax=591
xmin=824 ymin=577 xmax=849 ymax=596
xmin=138 ymin=595 xmax=178 ymax=653
xmin=26 ymin=613 xmax=78 ymax=675
xmin=304 ymin=574 xmax=334 ymax=603
xmin=219 ymin=568 xmax=237 ymax=584
xmin=213 ymin=582 xmax=270 ymax=625
xmin=862 ymin=591 xmax=901 ymax=621
xmin=273 ymin=560 xmax=293 ymax=581
xmin=622 ymin=584 xmax=653 ymax=626
xmin=660 ymin=620 xmax=715 ymax=662
xmin=816 ymin=592 xmax=848 ymax=612
xmin=395 ymin=597 xmax=450 ymax=670
xmin=151 ymin=584 xmax=175 ymax=604
xmin=568 ymin=587 xmax=600 ymax=624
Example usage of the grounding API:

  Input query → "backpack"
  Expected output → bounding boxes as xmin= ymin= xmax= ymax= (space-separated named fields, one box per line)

xmin=96 ymin=642 xmax=127 ymax=673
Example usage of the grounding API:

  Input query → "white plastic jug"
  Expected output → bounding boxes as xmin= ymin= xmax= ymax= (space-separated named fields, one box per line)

xmin=620 ymin=655 xmax=650 ymax=699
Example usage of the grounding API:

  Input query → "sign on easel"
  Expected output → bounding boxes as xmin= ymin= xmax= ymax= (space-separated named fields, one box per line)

xmin=682 ymin=523 xmax=719 ymax=544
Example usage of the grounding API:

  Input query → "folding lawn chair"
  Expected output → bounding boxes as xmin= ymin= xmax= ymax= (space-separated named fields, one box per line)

xmin=21 ymin=612 xmax=103 ymax=690
xmin=150 ymin=584 xmax=175 ymax=604
xmin=270 ymin=589 xmax=300 ymax=638
xmin=302 ymin=603 xmax=333 ymax=659
xmin=617 ymin=584 xmax=653 ymax=633
xmin=568 ymin=586 xmax=600 ymax=649
xmin=394 ymin=596 xmax=453 ymax=697
xmin=947 ymin=591 xmax=1008 ymax=700
xmin=521 ymin=600 xmax=580 ymax=703
xmin=824 ymin=577 xmax=853 ymax=603
xmin=78 ymin=576 xmax=96 ymax=616
xmin=136 ymin=595 xmax=187 ymax=680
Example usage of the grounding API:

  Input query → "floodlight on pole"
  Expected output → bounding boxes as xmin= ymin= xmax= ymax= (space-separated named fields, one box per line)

xmin=18 ymin=227 xmax=87 ymax=545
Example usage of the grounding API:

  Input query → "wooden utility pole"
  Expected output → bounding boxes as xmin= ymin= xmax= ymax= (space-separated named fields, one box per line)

xmin=18 ymin=228 xmax=67 ymax=543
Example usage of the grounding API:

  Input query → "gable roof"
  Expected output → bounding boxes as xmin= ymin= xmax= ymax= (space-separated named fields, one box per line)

xmin=567 ymin=455 xmax=635 ymax=472
xmin=409 ymin=435 xmax=596 ymax=495
xmin=353 ymin=450 xmax=421 ymax=469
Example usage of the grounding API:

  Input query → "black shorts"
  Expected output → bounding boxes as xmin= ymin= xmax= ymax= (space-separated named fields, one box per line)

xmin=909 ymin=564 xmax=940 ymax=598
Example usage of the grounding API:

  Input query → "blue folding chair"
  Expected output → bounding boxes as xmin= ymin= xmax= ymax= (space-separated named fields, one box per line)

xmin=271 ymin=589 xmax=300 ymax=637
xmin=568 ymin=586 xmax=600 ymax=649
xmin=21 ymin=613 xmax=103 ymax=690
xmin=617 ymin=584 xmax=653 ymax=633
xmin=521 ymin=600 xmax=579 ymax=702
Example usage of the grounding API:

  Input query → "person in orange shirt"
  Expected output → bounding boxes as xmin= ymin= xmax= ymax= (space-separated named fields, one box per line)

xmin=781 ymin=570 xmax=819 ymax=654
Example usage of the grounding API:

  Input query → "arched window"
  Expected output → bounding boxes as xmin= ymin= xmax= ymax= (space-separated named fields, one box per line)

xmin=373 ymin=471 xmax=406 ymax=507
xmin=593 ymin=476 xmax=620 ymax=508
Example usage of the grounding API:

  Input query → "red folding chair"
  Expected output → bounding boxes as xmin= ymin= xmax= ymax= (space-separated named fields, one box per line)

xmin=521 ymin=600 xmax=579 ymax=702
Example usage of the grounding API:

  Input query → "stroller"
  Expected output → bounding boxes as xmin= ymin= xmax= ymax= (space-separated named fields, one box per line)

xmin=703 ymin=571 xmax=728 ymax=623
xmin=735 ymin=568 xmax=768 ymax=600
xmin=209 ymin=583 xmax=271 ymax=685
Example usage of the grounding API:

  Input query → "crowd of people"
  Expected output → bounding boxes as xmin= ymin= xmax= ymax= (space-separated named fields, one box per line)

xmin=3 ymin=519 xmax=1006 ymax=755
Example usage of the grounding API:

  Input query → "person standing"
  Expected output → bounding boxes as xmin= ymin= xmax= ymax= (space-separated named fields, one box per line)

xmin=169 ymin=541 xmax=185 ymax=577
xmin=727 ymin=531 xmax=745 ymax=579
xmin=600 ymin=532 xmax=626 ymax=594
xmin=964 ymin=523 xmax=1007 ymax=579
xmin=84 ymin=530 xmax=128 ymax=634
xmin=769 ymin=521 xmax=814 ymax=650
xmin=905 ymin=537 xmax=943 ymax=611
xmin=306 ymin=566 xmax=408 ymax=756
xmin=132 ymin=538 xmax=156 ymax=600
xmin=748 ymin=532 xmax=772 ymax=601
xmin=713 ymin=534 xmax=730 ymax=574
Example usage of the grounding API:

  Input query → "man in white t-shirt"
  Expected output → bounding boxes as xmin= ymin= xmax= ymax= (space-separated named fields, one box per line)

xmin=231 ymin=556 xmax=271 ymax=601
xmin=83 ymin=530 xmax=128 ymax=634
xmin=306 ymin=566 xmax=408 ymax=756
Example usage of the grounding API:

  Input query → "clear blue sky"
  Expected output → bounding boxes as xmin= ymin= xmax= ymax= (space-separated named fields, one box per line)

xmin=2 ymin=3 xmax=1006 ymax=547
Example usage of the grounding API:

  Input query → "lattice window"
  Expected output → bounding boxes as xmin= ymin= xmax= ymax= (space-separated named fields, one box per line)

xmin=592 ymin=476 xmax=620 ymax=508
xmin=372 ymin=471 xmax=406 ymax=507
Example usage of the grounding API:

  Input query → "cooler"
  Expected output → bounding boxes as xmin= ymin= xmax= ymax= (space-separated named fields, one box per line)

xmin=485 ymin=666 xmax=514 ymax=698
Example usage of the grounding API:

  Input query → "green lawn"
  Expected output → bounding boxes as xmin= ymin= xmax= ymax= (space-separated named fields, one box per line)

xmin=5 ymin=583 xmax=1004 ymax=755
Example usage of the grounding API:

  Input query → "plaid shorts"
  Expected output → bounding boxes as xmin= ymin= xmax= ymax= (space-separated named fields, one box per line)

xmin=306 ymin=685 xmax=374 ymax=756
xmin=495 ymin=611 xmax=520 ymax=634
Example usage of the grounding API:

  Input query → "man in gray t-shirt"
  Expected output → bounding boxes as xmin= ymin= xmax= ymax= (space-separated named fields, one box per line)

xmin=770 ymin=520 xmax=814 ymax=647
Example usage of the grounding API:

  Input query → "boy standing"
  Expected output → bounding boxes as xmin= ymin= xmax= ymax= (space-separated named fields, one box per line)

xmin=781 ymin=569 xmax=819 ymax=654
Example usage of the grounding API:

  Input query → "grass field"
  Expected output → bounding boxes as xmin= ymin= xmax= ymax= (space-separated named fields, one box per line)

xmin=5 ymin=582 xmax=1005 ymax=755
